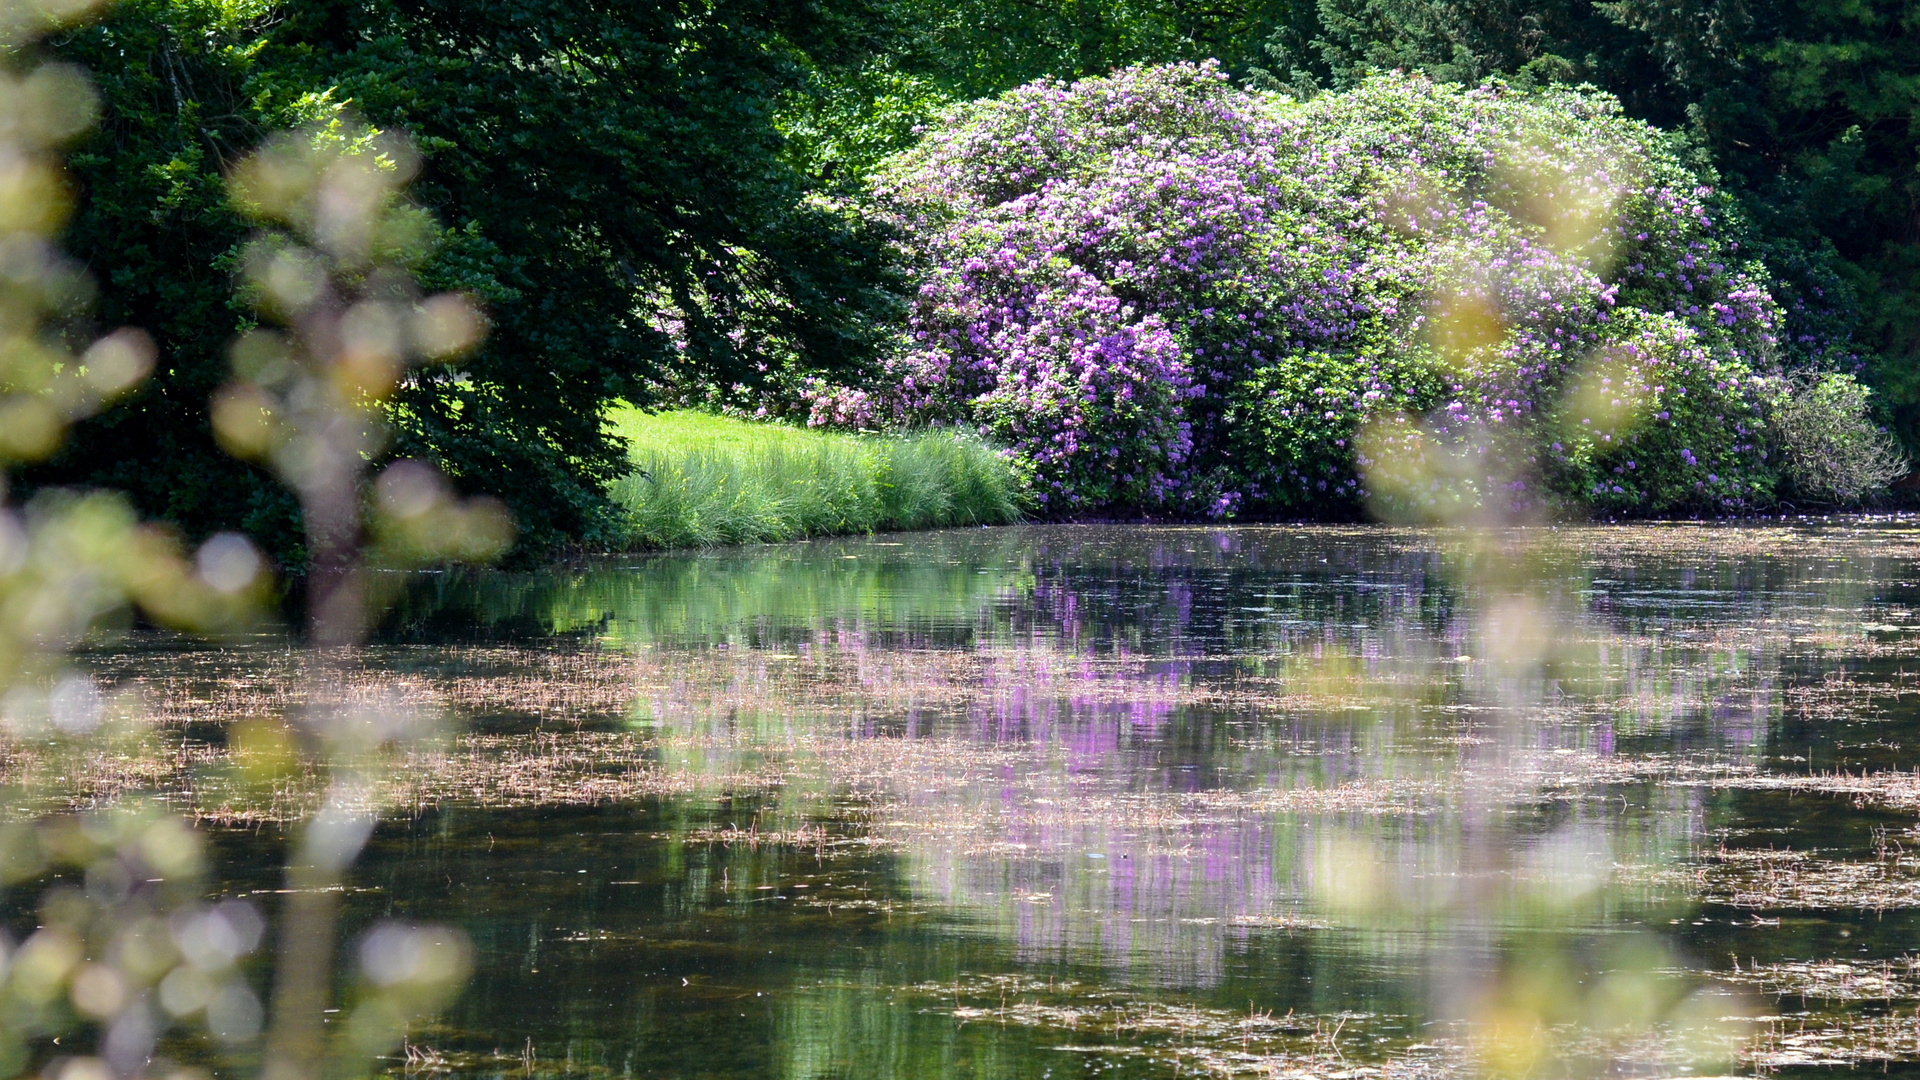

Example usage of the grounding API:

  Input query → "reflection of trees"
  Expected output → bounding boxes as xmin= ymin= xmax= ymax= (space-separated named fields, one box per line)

xmin=94 ymin=522 xmax=1919 ymax=1076
xmin=406 ymin=525 xmax=1890 ymax=1007
xmin=379 ymin=531 xmax=1039 ymax=649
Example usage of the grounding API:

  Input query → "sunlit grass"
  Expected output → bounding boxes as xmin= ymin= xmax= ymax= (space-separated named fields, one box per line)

xmin=605 ymin=408 xmax=1024 ymax=548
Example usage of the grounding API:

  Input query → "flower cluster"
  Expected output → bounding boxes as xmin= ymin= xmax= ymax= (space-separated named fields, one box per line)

xmin=822 ymin=63 xmax=1845 ymax=515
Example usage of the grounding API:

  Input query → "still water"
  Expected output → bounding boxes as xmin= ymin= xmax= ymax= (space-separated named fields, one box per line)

xmin=119 ymin=523 xmax=1920 ymax=1077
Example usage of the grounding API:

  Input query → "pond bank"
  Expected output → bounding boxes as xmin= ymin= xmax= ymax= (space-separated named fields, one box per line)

xmin=605 ymin=414 xmax=1913 ymax=556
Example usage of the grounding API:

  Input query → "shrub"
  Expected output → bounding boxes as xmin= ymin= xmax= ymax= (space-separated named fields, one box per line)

xmin=1770 ymin=372 xmax=1909 ymax=506
xmin=822 ymin=63 xmax=1850 ymax=516
xmin=1222 ymin=338 xmax=1447 ymax=512
xmin=1541 ymin=311 xmax=1779 ymax=513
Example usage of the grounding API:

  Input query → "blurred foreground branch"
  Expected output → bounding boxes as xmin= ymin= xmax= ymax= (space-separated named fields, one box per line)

xmin=0 ymin=1 xmax=507 ymax=1078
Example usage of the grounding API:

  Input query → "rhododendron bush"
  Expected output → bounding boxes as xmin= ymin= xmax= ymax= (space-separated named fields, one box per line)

xmin=807 ymin=62 xmax=1884 ymax=516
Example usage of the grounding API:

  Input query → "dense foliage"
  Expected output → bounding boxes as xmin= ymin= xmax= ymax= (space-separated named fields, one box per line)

xmin=42 ymin=0 xmax=302 ymax=554
xmin=27 ymin=0 xmax=1920 ymax=555
xmin=820 ymin=64 xmax=1818 ymax=517
xmin=793 ymin=0 xmax=1920 ymax=463
xmin=39 ymin=0 xmax=900 ymax=559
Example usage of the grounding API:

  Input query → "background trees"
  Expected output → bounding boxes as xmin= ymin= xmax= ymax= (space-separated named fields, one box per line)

xmin=40 ymin=0 xmax=903 ymax=558
xmin=26 ymin=0 xmax=1920 ymax=553
xmin=44 ymin=0 xmax=298 ymax=557
xmin=1287 ymin=0 xmax=1920 ymax=450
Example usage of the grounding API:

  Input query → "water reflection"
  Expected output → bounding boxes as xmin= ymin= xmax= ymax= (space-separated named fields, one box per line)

xmin=69 ymin=522 xmax=1920 ymax=1076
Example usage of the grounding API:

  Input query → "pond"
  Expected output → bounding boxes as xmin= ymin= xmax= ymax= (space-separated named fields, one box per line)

xmin=69 ymin=522 xmax=1920 ymax=1078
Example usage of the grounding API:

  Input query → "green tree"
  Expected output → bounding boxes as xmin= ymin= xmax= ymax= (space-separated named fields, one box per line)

xmin=271 ymin=0 xmax=905 ymax=553
xmin=780 ymin=0 xmax=1311 ymax=182
xmin=41 ymin=0 xmax=305 ymax=559
xmin=39 ymin=0 xmax=904 ymax=559
xmin=1251 ymin=0 xmax=1920 ymax=454
xmin=1607 ymin=0 xmax=1920 ymax=443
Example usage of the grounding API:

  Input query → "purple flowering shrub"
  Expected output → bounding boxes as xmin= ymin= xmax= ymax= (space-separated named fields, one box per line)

xmin=1222 ymin=335 xmax=1446 ymax=510
xmin=816 ymin=63 xmax=1875 ymax=515
xmin=1540 ymin=311 xmax=1777 ymax=512
xmin=965 ymin=275 xmax=1198 ymax=507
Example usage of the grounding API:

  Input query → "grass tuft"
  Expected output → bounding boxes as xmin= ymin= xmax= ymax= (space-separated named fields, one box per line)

xmin=606 ymin=409 xmax=1023 ymax=548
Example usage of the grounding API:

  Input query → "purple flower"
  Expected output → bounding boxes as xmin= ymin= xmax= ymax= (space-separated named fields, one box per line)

xmin=804 ymin=64 xmax=1797 ymax=516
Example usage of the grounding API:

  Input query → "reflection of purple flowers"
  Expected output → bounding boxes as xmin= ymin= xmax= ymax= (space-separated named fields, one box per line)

xmin=601 ymin=534 xmax=1807 ymax=985
xmin=811 ymin=63 xmax=1796 ymax=515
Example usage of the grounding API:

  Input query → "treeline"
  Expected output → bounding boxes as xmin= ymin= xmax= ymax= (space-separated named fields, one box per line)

xmin=40 ymin=0 xmax=904 ymax=559
xmin=29 ymin=0 xmax=1920 ymax=554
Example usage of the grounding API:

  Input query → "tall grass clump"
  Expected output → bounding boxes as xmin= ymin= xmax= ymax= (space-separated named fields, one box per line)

xmin=607 ymin=409 xmax=1022 ymax=548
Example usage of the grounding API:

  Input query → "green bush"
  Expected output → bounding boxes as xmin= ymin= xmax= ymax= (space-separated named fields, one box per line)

xmin=1770 ymin=372 xmax=1910 ymax=506
xmin=38 ymin=0 xmax=901 ymax=562
xmin=607 ymin=410 xmax=1022 ymax=548
xmin=1223 ymin=338 xmax=1449 ymax=513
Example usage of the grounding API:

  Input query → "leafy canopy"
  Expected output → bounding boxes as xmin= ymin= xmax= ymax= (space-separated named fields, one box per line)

xmin=39 ymin=0 xmax=901 ymax=559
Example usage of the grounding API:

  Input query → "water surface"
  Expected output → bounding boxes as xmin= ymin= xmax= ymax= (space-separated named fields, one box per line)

xmin=97 ymin=523 xmax=1920 ymax=1077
